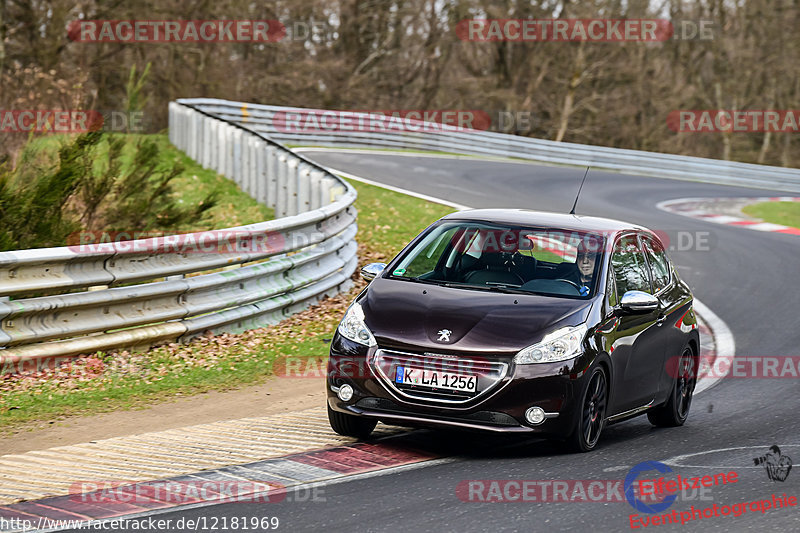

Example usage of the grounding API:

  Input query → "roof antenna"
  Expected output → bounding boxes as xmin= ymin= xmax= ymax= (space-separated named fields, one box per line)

xmin=569 ymin=166 xmax=590 ymax=215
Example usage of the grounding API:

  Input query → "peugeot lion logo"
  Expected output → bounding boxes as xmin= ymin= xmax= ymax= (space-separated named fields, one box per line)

xmin=437 ymin=329 xmax=452 ymax=342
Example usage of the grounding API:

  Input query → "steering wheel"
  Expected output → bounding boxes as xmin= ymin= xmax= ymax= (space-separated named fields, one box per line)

xmin=555 ymin=278 xmax=582 ymax=290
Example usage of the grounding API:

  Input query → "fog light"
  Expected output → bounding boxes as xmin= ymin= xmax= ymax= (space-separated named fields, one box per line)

xmin=525 ymin=406 xmax=546 ymax=425
xmin=338 ymin=384 xmax=354 ymax=402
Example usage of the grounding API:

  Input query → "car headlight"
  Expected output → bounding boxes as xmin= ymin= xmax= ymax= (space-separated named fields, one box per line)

xmin=514 ymin=324 xmax=587 ymax=364
xmin=337 ymin=302 xmax=377 ymax=347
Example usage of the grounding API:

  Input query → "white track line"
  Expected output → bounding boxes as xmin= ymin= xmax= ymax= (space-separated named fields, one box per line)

xmin=693 ymin=299 xmax=735 ymax=395
xmin=656 ymin=196 xmax=800 ymax=236
xmin=662 ymin=444 xmax=800 ymax=469
xmin=329 ymin=167 xmax=469 ymax=210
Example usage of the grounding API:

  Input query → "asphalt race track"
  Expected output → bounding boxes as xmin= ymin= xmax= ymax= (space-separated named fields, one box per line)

xmin=84 ymin=152 xmax=800 ymax=532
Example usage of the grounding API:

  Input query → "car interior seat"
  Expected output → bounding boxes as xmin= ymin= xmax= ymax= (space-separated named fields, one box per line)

xmin=463 ymin=251 xmax=524 ymax=286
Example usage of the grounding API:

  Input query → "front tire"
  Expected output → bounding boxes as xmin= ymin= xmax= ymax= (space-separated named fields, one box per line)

xmin=647 ymin=346 xmax=696 ymax=427
xmin=567 ymin=367 xmax=608 ymax=453
xmin=328 ymin=404 xmax=377 ymax=439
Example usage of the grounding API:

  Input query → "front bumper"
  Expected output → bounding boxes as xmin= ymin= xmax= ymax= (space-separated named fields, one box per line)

xmin=327 ymin=333 xmax=591 ymax=436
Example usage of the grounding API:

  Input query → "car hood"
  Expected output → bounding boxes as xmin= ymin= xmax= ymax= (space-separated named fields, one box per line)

xmin=360 ymin=279 xmax=594 ymax=355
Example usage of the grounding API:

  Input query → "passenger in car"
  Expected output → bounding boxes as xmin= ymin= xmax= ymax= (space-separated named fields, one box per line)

xmin=573 ymin=244 xmax=598 ymax=296
xmin=577 ymin=247 xmax=597 ymax=286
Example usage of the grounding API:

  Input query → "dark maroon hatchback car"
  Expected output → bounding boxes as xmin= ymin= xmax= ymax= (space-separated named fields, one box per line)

xmin=327 ymin=210 xmax=699 ymax=451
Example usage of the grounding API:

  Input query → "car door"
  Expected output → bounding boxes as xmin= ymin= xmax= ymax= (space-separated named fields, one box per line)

xmin=640 ymin=233 xmax=692 ymax=400
xmin=606 ymin=233 xmax=665 ymax=414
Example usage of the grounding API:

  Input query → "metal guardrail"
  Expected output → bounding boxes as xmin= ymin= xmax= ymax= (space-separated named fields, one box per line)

xmin=0 ymin=102 xmax=357 ymax=373
xmin=178 ymin=98 xmax=800 ymax=194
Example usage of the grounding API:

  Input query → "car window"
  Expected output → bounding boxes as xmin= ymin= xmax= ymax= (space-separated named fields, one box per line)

xmin=606 ymin=267 xmax=618 ymax=307
xmin=390 ymin=221 xmax=605 ymax=299
xmin=400 ymin=226 xmax=460 ymax=278
xmin=642 ymin=236 xmax=671 ymax=293
xmin=519 ymin=233 xmax=578 ymax=264
xmin=463 ymin=228 xmax=484 ymax=259
xmin=611 ymin=234 xmax=652 ymax=295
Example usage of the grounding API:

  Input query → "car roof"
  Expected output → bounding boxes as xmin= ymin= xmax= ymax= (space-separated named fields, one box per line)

xmin=440 ymin=209 xmax=647 ymax=235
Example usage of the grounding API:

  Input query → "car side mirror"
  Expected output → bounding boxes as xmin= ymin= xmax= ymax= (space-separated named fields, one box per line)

xmin=618 ymin=290 xmax=660 ymax=314
xmin=360 ymin=263 xmax=387 ymax=282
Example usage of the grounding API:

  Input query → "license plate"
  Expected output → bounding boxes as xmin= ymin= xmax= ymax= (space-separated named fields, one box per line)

xmin=395 ymin=366 xmax=478 ymax=393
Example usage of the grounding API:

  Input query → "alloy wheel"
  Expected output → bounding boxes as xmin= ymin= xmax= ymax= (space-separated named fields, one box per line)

xmin=676 ymin=348 xmax=696 ymax=420
xmin=582 ymin=369 xmax=607 ymax=447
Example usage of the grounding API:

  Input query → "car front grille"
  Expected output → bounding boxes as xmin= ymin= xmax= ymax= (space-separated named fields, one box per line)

xmin=370 ymin=349 xmax=509 ymax=405
xmin=355 ymin=397 xmax=519 ymax=427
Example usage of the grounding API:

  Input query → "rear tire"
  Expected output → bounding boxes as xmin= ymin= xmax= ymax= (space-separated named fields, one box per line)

xmin=647 ymin=346 xmax=696 ymax=427
xmin=567 ymin=367 xmax=608 ymax=453
xmin=328 ymin=405 xmax=377 ymax=439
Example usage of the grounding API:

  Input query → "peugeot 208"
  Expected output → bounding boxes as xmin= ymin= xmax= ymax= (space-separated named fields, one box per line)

xmin=327 ymin=210 xmax=699 ymax=452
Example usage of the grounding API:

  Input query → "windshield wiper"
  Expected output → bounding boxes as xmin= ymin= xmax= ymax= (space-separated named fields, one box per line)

xmin=439 ymin=282 xmax=529 ymax=294
xmin=392 ymin=277 xmax=530 ymax=294
xmin=392 ymin=276 xmax=446 ymax=286
xmin=482 ymin=285 xmax=530 ymax=294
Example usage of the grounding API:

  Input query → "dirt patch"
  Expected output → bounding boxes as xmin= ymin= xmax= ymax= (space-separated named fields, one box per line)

xmin=0 ymin=376 xmax=326 ymax=455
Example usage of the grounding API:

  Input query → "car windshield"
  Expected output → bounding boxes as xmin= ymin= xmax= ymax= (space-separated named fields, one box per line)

xmin=389 ymin=221 xmax=605 ymax=299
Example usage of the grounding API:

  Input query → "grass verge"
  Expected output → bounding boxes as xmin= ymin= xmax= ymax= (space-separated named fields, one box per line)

xmin=742 ymin=201 xmax=800 ymax=229
xmin=0 ymin=178 xmax=455 ymax=431
xmin=18 ymin=133 xmax=273 ymax=232
xmin=151 ymin=133 xmax=274 ymax=230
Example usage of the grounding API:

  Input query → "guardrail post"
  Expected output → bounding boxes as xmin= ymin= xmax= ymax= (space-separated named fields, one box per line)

xmin=286 ymin=158 xmax=299 ymax=217
xmin=221 ymin=123 xmax=231 ymax=177
xmin=240 ymin=132 xmax=250 ymax=195
xmin=198 ymin=112 xmax=206 ymax=163
xmin=297 ymin=162 xmax=312 ymax=214
xmin=310 ymin=170 xmax=324 ymax=210
xmin=254 ymin=139 xmax=266 ymax=206
xmin=276 ymin=154 xmax=289 ymax=217
xmin=168 ymin=103 xmax=176 ymax=145
xmin=211 ymin=118 xmax=220 ymax=171
xmin=189 ymin=110 xmax=197 ymax=160
xmin=190 ymin=111 xmax=198 ymax=161
xmin=232 ymin=128 xmax=243 ymax=188
xmin=321 ymin=177 xmax=333 ymax=207
xmin=202 ymin=116 xmax=212 ymax=169
xmin=216 ymin=120 xmax=226 ymax=175
xmin=266 ymin=145 xmax=278 ymax=209
xmin=249 ymin=137 xmax=263 ymax=198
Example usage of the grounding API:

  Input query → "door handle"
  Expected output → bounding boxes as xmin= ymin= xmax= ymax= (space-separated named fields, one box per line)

xmin=655 ymin=314 xmax=667 ymax=327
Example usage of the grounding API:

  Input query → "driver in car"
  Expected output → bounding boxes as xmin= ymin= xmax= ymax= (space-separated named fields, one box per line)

xmin=576 ymin=245 xmax=597 ymax=296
